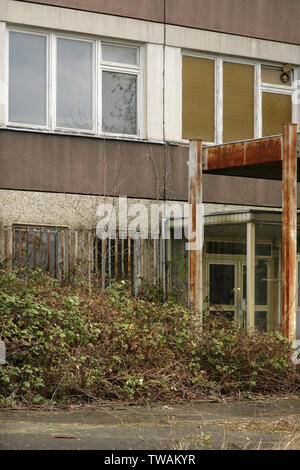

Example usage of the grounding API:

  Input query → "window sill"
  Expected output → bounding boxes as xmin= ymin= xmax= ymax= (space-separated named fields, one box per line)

xmin=0 ymin=125 xmax=172 ymax=145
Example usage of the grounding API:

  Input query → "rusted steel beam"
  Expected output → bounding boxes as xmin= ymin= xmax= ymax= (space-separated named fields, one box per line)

xmin=188 ymin=140 xmax=203 ymax=316
xmin=203 ymin=136 xmax=282 ymax=171
xmin=282 ymin=124 xmax=297 ymax=342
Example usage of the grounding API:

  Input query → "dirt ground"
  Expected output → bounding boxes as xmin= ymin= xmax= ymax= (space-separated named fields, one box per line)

xmin=0 ymin=398 xmax=299 ymax=450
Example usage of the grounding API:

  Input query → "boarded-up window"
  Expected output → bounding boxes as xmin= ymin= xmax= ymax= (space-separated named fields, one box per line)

xmin=223 ymin=62 xmax=254 ymax=143
xmin=182 ymin=56 xmax=215 ymax=142
xmin=262 ymin=92 xmax=292 ymax=136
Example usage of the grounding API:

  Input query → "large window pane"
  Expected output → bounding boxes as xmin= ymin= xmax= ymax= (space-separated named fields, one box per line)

xmin=102 ymin=44 xmax=137 ymax=66
xmin=255 ymin=260 xmax=268 ymax=305
xmin=57 ymin=38 xmax=93 ymax=130
xmin=223 ymin=62 xmax=254 ymax=142
xmin=262 ymin=92 xmax=292 ymax=136
xmin=9 ymin=31 xmax=47 ymax=125
xmin=209 ymin=264 xmax=235 ymax=305
xmin=182 ymin=56 xmax=215 ymax=142
xmin=102 ymin=71 xmax=137 ymax=135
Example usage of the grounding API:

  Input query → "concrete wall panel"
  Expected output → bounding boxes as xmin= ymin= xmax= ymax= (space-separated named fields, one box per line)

xmin=1 ymin=129 xmax=298 ymax=208
xmin=166 ymin=0 xmax=300 ymax=45
xmin=16 ymin=0 xmax=164 ymax=23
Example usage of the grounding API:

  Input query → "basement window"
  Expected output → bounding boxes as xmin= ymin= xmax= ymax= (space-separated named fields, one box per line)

xmin=13 ymin=225 xmax=67 ymax=278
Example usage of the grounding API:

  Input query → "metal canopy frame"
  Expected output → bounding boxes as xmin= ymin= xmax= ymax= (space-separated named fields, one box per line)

xmin=189 ymin=123 xmax=297 ymax=341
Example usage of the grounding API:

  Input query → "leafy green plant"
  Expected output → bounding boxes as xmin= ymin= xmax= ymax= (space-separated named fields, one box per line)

xmin=0 ymin=266 xmax=298 ymax=407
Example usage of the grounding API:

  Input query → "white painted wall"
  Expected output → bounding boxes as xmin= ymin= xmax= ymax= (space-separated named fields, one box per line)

xmin=0 ymin=22 xmax=7 ymax=125
xmin=145 ymin=44 xmax=164 ymax=142
xmin=166 ymin=25 xmax=300 ymax=65
xmin=164 ymin=46 xmax=182 ymax=143
xmin=0 ymin=0 xmax=164 ymax=44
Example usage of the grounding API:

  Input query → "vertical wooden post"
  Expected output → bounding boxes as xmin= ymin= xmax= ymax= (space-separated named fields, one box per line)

xmin=247 ymin=221 xmax=255 ymax=330
xmin=282 ymin=123 xmax=297 ymax=342
xmin=188 ymin=140 xmax=203 ymax=316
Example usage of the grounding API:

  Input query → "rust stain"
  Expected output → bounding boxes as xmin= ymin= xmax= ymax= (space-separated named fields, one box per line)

xmin=282 ymin=124 xmax=297 ymax=342
xmin=203 ymin=136 xmax=282 ymax=171
xmin=189 ymin=140 xmax=203 ymax=311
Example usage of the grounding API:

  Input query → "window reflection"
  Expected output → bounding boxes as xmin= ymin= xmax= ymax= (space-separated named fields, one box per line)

xmin=102 ymin=71 xmax=137 ymax=135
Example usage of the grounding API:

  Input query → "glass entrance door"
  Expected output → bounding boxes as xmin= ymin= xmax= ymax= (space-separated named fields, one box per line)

xmin=208 ymin=258 xmax=270 ymax=328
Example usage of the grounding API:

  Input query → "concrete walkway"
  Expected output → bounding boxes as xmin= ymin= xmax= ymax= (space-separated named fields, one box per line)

xmin=0 ymin=399 xmax=299 ymax=450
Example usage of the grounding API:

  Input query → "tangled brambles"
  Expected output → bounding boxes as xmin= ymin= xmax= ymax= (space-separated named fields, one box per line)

xmin=0 ymin=266 xmax=299 ymax=407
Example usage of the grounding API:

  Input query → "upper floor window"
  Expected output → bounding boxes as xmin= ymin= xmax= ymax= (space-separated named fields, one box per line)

xmin=8 ymin=30 xmax=141 ymax=137
xmin=9 ymin=31 xmax=47 ymax=126
xmin=101 ymin=43 xmax=139 ymax=135
xmin=182 ymin=54 xmax=296 ymax=143
xmin=56 ymin=37 xmax=93 ymax=131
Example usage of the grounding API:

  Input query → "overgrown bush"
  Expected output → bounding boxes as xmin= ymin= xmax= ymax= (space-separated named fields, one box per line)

xmin=0 ymin=266 xmax=299 ymax=407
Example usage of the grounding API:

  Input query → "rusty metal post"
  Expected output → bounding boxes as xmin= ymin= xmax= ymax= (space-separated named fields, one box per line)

xmin=188 ymin=140 xmax=203 ymax=316
xmin=246 ymin=221 xmax=255 ymax=331
xmin=282 ymin=123 xmax=297 ymax=342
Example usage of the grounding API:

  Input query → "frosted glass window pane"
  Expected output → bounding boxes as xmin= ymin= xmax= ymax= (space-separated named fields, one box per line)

xmin=57 ymin=38 xmax=93 ymax=130
xmin=102 ymin=44 xmax=137 ymax=65
xmin=182 ymin=56 xmax=215 ymax=142
xmin=262 ymin=92 xmax=292 ymax=136
xmin=9 ymin=31 xmax=47 ymax=125
xmin=102 ymin=71 xmax=137 ymax=135
xmin=223 ymin=62 xmax=254 ymax=142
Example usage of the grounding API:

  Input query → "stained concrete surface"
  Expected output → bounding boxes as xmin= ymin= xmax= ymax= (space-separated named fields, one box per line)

xmin=0 ymin=399 xmax=299 ymax=450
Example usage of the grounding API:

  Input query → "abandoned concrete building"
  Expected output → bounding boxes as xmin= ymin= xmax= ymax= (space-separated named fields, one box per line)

xmin=0 ymin=0 xmax=300 ymax=339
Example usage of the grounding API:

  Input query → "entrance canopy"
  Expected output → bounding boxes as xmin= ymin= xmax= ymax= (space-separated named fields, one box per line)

xmin=189 ymin=124 xmax=298 ymax=341
xmin=202 ymin=131 xmax=299 ymax=180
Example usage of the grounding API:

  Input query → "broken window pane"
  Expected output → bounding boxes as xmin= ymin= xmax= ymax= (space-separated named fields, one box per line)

xmin=102 ymin=71 xmax=137 ymax=135
xmin=57 ymin=38 xmax=93 ymax=130
xmin=102 ymin=44 xmax=138 ymax=66
xmin=9 ymin=31 xmax=47 ymax=125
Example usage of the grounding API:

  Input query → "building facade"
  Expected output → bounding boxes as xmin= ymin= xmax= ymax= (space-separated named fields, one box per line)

xmin=1 ymin=0 xmax=300 ymax=335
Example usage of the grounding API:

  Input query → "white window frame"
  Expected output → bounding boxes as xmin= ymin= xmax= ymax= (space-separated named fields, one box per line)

xmin=100 ymin=41 xmax=142 ymax=138
xmin=182 ymin=50 xmax=298 ymax=145
xmin=7 ymin=27 xmax=50 ymax=131
xmin=5 ymin=25 xmax=144 ymax=139
xmin=53 ymin=33 xmax=97 ymax=134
